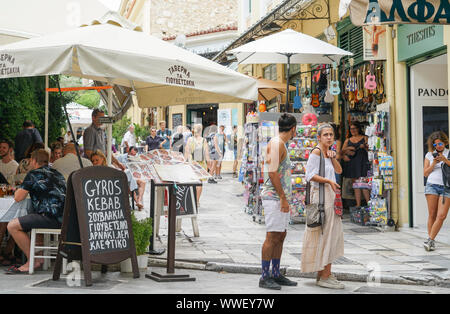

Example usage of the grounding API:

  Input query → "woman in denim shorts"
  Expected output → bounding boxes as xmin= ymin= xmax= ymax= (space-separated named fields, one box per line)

xmin=423 ymin=131 xmax=450 ymax=251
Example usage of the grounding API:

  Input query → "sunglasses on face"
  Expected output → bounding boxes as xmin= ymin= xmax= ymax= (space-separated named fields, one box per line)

xmin=434 ymin=143 xmax=445 ymax=147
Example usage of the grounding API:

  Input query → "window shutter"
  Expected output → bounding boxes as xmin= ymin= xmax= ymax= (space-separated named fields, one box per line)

xmin=337 ymin=18 xmax=363 ymax=66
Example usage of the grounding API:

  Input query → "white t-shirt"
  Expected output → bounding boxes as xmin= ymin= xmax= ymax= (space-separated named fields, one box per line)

xmin=0 ymin=159 xmax=19 ymax=180
xmin=52 ymin=153 xmax=93 ymax=181
xmin=121 ymin=131 xmax=136 ymax=148
xmin=426 ymin=149 xmax=449 ymax=186
xmin=306 ymin=153 xmax=336 ymax=188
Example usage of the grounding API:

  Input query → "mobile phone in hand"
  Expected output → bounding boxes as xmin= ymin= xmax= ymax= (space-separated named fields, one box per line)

xmin=433 ymin=152 xmax=439 ymax=158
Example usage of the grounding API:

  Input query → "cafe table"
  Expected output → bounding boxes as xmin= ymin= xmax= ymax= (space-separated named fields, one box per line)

xmin=0 ymin=197 xmax=32 ymax=222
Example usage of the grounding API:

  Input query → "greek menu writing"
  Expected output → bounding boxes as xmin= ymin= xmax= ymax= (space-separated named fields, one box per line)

xmin=83 ymin=178 xmax=130 ymax=253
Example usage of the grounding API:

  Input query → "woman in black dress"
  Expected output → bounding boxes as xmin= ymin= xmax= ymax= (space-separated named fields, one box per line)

xmin=342 ymin=122 xmax=370 ymax=207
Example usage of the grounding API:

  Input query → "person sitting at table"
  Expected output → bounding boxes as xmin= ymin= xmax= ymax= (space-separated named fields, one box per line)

xmin=91 ymin=150 xmax=144 ymax=210
xmin=52 ymin=143 xmax=92 ymax=181
xmin=0 ymin=140 xmax=20 ymax=266
xmin=49 ymin=142 xmax=63 ymax=165
xmin=116 ymin=146 xmax=146 ymax=208
xmin=15 ymin=142 xmax=45 ymax=179
xmin=0 ymin=139 xmax=19 ymax=182
xmin=6 ymin=149 xmax=66 ymax=274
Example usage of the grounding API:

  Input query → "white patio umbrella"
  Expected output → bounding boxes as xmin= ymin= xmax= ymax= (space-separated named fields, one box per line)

xmin=229 ymin=29 xmax=353 ymax=111
xmin=0 ymin=23 xmax=257 ymax=164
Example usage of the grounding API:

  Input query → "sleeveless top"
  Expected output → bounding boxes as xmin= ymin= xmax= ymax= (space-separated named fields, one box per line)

xmin=261 ymin=138 xmax=292 ymax=202
xmin=190 ymin=137 xmax=206 ymax=162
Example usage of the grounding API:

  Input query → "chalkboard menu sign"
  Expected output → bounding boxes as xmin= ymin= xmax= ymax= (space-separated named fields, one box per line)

xmin=82 ymin=178 xmax=130 ymax=254
xmin=53 ymin=166 xmax=139 ymax=286
xmin=175 ymin=185 xmax=197 ymax=216
xmin=172 ymin=113 xmax=182 ymax=129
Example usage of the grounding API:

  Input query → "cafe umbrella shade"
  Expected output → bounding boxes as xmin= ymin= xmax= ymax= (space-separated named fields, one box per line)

xmin=0 ymin=23 xmax=258 ymax=106
xmin=229 ymin=29 xmax=352 ymax=111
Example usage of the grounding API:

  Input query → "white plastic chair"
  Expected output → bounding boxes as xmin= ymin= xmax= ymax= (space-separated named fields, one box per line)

xmin=29 ymin=229 xmax=67 ymax=275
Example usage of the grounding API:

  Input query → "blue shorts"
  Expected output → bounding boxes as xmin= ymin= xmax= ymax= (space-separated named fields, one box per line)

xmin=425 ymin=183 xmax=450 ymax=198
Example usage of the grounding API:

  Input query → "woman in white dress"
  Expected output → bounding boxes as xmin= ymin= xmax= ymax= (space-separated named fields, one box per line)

xmin=301 ymin=124 xmax=345 ymax=289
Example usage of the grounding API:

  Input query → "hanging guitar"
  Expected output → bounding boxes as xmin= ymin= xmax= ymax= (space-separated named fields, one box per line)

xmin=293 ymin=79 xmax=302 ymax=110
xmin=346 ymin=58 xmax=357 ymax=92
xmin=364 ymin=60 xmax=377 ymax=91
xmin=310 ymin=73 xmax=320 ymax=108
xmin=302 ymin=76 xmax=311 ymax=107
xmin=324 ymin=68 xmax=334 ymax=103
xmin=329 ymin=61 xmax=340 ymax=96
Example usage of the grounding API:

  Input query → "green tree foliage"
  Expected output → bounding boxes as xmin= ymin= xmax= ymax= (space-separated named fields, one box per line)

xmin=112 ymin=116 xmax=132 ymax=147
xmin=0 ymin=76 xmax=73 ymax=144
xmin=133 ymin=123 xmax=150 ymax=143
xmin=75 ymin=90 xmax=101 ymax=109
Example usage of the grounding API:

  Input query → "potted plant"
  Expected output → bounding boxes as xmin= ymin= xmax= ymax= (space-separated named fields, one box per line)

xmin=121 ymin=212 xmax=152 ymax=272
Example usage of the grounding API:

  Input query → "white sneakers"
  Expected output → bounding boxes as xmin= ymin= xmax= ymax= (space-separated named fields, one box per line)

xmin=316 ymin=274 xmax=345 ymax=289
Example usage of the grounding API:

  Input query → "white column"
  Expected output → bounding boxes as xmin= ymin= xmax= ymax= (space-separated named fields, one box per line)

xmin=45 ymin=76 xmax=49 ymax=149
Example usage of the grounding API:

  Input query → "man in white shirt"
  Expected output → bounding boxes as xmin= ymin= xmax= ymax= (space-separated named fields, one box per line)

xmin=121 ymin=125 xmax=136 ymax=153
xmin=52 ymin=143 xmax=93 ymax=181
xmin=0 ymin=140 xmax=19 ymax=183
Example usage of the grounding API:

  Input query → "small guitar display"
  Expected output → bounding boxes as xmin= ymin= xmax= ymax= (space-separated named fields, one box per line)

xmin=329 ymin=61 xmax=340 ymax=96
xmin=364 ymin=60 xmax=377 ymax=91
xmin=311 ymin=73 xmax=320 ymax=108
xmin=293 ymin=79 xmax=302 ymax=110
xmin=324 ymin=68 xmax=334 ymax=103
xmin=345 ymin=58 xmax=357 ymax=92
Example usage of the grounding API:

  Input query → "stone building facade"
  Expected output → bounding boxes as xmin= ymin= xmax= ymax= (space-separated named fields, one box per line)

xmin=120 ymin=0 xmax=238 ymax=38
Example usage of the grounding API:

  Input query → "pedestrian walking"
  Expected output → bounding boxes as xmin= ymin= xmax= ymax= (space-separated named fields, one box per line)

xmin=185 ymin=124 xmax=210 ymax=207
xmin=121 ymin=124 xmax=136 ymax=153
xmin=157 ymin=121 xmax=172 ymax=150
xmin=301 ymin=124 xmax=344 ymax=290
xmin=205 ymin=125 xmax=219 ymax=184
xmin=230 ymin=125 xmax=240 ymax=178
xmin=215 ymin=125 xmax=228 ymax=180
xmin=423 ymin=131 xmax=450 ymax=251
xmin=259 ymin=113 xmax=298 ymax=290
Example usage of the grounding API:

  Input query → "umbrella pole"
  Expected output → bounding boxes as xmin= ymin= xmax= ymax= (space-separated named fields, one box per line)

xmin=107 ymin=81 xmax=113 ymax=166
xmin=285 ymin=54 xmax=293 ymax=113
xmin=56 ymin=76 xmax=84 ymax=169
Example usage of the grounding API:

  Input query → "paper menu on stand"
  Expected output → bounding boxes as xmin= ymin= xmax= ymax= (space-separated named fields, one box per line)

xmin=153 ymin=164 xmax=200 ymax=183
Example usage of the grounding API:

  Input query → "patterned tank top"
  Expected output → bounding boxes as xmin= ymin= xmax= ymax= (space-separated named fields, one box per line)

xmin=261 ymin=138 xmax=292 ymax=202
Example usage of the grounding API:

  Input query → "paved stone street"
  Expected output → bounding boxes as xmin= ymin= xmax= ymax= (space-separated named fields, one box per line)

xmin=151 ymin=174 xmax=450 ymax=288
xmin=2 ymin=174 xmax=450 ymax=294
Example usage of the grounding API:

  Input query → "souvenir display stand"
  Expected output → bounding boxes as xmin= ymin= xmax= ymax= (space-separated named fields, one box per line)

xmin=241 ymin=113 xmax=263 ymax=223
xmin=241 ymin=111 xmax=330 ymax=225
xmin=351 ymin=103 xmax=394 ymax=229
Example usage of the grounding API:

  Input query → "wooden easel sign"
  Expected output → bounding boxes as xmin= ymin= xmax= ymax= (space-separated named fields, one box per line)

xmin=53 ymin=166 xmax=139 ymax=286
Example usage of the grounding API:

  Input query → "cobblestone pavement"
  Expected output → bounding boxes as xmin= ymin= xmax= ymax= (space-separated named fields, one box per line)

xmin=150 ymin=174 xmax=450 ymax=287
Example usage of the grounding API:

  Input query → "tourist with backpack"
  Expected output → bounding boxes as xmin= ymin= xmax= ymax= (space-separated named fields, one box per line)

xmin=423 ymin=131 xmax=450 ymax=252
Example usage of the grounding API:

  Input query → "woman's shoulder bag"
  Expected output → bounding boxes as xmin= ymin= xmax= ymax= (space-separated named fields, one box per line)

xmin=305 ymin=147 xmax=325 ymax=228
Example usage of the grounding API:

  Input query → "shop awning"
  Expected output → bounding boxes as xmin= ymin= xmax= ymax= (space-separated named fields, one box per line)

xmin=346 ymin=0 xmax=450 ymax=26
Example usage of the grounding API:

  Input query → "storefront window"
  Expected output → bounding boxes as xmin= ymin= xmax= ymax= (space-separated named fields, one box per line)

xmin=263 ymin=64 xmax=277 ymax=81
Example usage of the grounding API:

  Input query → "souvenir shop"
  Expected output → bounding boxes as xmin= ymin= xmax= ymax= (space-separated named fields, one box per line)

xmin=240 ymin=59 xmax=395 ymax=229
